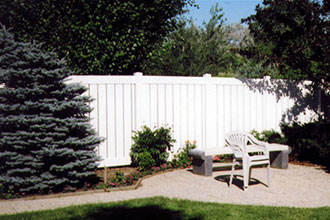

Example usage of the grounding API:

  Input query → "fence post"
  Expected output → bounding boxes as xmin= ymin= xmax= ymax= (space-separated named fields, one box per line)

xmin=134 ymin=72 xmax=144 ymax=131
xmin=263 ymin=75 xmax=271 ymax=129
xmin=203 ymin=73 xmax=212 ymax=149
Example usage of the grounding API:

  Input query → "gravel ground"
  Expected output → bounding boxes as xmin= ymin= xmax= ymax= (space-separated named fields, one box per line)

xmin=0 ymin=164 xmax=329 ymax=215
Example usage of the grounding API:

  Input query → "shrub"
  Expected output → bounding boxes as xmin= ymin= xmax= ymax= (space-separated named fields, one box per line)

xmin=130 ymin=126 xmax=175 ymax=171
xmin=171 ymin=140 xmax=196 ymax=168
xmin=281 ymin=121 xmax=330 ymax=167
xmin=250 ymin=129 xmax=287 ymax=144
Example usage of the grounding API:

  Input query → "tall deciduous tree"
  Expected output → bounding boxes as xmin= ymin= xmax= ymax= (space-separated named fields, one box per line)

xmin=143 ymin=4 xmax=243 ymax=76
xmin=227 ymin=23 xmax=253 ymax=49
xmin=0 ymin=0 xmax=195 ymax=75
xmin=242 ymin=0 xmax=330 ymax=90
xmin=0 ymin=25 xmax=101 ymax=195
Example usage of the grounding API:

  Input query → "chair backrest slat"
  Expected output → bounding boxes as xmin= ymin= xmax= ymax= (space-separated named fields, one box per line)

xmin=225 ymin=131 xmax=269 ymax=159
xmin=225 ymin=131 xmax=249 ymax=158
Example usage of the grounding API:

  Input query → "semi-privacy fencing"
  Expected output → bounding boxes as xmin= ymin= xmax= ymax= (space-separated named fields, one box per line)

xmin=67 ymin=73 xmax=319 ymax=167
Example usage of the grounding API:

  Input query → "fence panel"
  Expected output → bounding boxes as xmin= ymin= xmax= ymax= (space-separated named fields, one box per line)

xmin=67 ymin=74 xmax=319 ymax=167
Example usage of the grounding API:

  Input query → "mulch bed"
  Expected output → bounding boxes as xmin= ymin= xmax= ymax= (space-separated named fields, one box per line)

xmin=96 ymin=166 xmax=139 ymax=182
xmin=1 ymin=166 xmax=176 ymax=201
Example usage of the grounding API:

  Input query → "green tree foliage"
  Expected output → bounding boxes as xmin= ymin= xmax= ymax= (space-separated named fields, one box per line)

xmin=143 ymin=4 xmax=244 ymax=76
xmin=0 ymin=0 xmax=195 ymax=75
xmin=241 ymin=0 xmax=330 ymax=90
xmin=0 ymin=25 xmax=101 ymax=195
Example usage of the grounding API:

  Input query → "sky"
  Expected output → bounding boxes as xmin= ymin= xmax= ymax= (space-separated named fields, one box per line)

xmin=185 ymin=0 xmax=264 ymax=26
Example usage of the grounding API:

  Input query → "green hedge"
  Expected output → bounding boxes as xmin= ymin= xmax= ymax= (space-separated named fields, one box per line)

xmin=281 ymin=121 xmax=330 ymax=168
xmin=252 ymin=121 xmax=330 ymax=169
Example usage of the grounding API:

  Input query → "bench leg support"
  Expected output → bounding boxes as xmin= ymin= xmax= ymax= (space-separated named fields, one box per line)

xmin=192 ymin=156 xmax=213 ymax=176
xmin=270 ymin=150 xmax=289 ymax=169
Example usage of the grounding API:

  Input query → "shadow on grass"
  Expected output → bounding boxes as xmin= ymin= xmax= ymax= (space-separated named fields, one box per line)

xmin=215 ymin=174 xmax=267 ymax=191
xmin=68 ymin=205 xmax=202 ymax=220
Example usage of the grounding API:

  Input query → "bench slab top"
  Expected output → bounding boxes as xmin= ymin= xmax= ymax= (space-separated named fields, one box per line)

xmin=192 ymin=144 xmax=289 ymax=156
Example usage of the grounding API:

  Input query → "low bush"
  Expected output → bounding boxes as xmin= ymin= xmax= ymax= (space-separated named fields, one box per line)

xmin=281 ymin=121 xmax=330 ymax=168
xmin=250 ymin=129 xmax=286 ymax=144
xmin=130 ymin=126 xmax=175 ymax=171
xmin=171 ymin=140 xmax=196 ymax=168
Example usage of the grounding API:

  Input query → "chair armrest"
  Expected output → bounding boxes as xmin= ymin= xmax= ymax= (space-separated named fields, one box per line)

xmin=251 ymin=144 xmax=269 ymax=156
xmin=250 ymin=136 xmax=268 ymax=147
xmin=247 ymin=134 xmax=269 ymax=155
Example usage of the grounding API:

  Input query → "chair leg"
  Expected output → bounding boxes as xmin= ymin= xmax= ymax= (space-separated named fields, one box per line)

xmin=229 ymin=159 xmax=236 ymax=187
xmin=243 ymin=165 xmax=250 ymax=191
xmin=267 ymin=164 xmax=270 ymax=187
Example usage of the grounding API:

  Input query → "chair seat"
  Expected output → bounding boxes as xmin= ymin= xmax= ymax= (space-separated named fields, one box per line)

xmin=250 ymin=160 xmax=270 ymax=167
xmin=233 ymin=155 xmax=269 ymax=162
xmin=250 ymin=155 xmax=269 ymax=161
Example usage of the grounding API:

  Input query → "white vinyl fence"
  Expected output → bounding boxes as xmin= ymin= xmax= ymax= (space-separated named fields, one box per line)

xmin=67 ymin=73 xmax=319 ymax=167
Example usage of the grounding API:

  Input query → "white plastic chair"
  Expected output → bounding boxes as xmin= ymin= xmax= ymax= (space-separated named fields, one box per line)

xmin=225 ymin=131 xmax=270 ymax=191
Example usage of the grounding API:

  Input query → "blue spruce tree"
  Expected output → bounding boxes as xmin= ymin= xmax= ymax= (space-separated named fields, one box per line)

xmin=0 ymin=25 xmax=101 ymax=195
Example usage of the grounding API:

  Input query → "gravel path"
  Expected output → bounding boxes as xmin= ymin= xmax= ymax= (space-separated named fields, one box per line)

xmin=1 ymin=164 xmax=329 ymax=215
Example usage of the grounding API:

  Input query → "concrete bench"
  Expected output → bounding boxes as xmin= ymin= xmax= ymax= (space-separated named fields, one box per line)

xmin=188 ymin=144 xmax=291 ymax=176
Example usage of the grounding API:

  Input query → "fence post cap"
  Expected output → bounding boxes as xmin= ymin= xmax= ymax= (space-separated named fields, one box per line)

xmin=134 ymin=72 xmax=143 ymax=76
xmin=203 ymin=73 xmax=212 ymax=78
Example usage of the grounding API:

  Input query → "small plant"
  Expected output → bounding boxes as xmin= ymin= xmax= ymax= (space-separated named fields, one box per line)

xmin=110 ymin=170 xmax=126 ymax=186
xmin=213 ymin=154 xmax=232 ymax=162
xmin=62 ymin=186 xmax=77 ymax=193
xmin=124 ymin=175 xmax=135 ymax=186
xmin=82 ymin=182 xmax=92 ymax=191
xmin=130 ymin=126 xmax=175 ymax=171
xmin=0 ymin=185 xmax=16 ymax=199
xmin=160 ymin=163 xmax=169 ymax=170
xmin=94 ymin=183 xmax=108 ymax=190
xmin=171 ymin=140 xmax=196 ymax=168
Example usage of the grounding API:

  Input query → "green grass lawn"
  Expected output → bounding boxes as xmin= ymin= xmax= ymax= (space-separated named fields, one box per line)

xmin=1 ymin=197 xmax=329 ymax=220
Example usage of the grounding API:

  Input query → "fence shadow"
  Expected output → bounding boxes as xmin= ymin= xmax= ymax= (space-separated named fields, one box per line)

xmin=238 ymin=77 xmax=324 ymax=123
xmin=68 ymin=205 xmax=202 ymax=220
